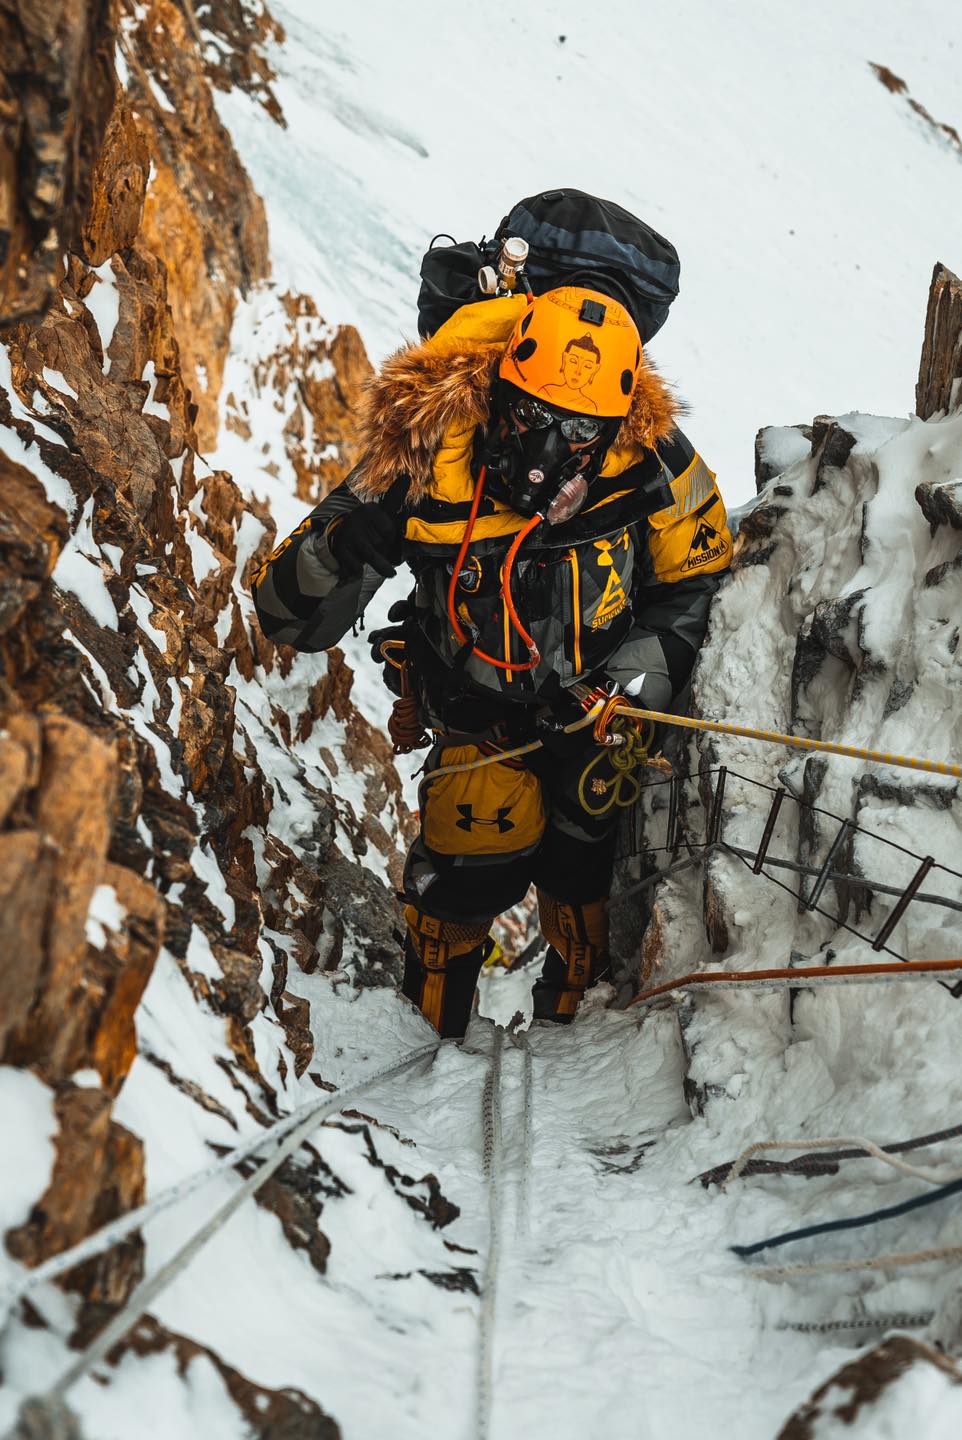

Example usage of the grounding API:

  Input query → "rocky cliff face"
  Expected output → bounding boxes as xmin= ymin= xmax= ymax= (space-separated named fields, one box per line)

xmin=0 ymin=3 xmax=410 ymax=1426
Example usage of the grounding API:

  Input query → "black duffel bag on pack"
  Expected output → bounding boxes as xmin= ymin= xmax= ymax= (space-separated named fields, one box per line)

xmin=417 ymin=188 xmax=680 ymax=345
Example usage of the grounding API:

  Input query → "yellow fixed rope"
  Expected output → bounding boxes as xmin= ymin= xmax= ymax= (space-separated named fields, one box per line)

xmin=616 ymin=705 xmax=962 ymax=781
xmin=422 ymin=703 xmax=961 ymax=782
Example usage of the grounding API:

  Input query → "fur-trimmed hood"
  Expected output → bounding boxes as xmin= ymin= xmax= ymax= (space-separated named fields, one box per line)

xmin=351 ymin=301 xmax=680 ymax=501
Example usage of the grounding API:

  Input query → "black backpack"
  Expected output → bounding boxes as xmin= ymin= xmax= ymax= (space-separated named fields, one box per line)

xmin=417 ymin=188 xmax=680 ymax=344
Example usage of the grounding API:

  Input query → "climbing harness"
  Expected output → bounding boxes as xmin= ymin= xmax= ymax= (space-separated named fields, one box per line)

xmin=422 ymin=701 xmax=961 ymax=787
xmin=421 ymin=697 xmax=602 ymax=782
xmin=422 ymin=692 xmax=666 ymax=790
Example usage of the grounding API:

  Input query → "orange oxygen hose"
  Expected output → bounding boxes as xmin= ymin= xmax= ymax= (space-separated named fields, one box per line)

xmin=446 ymin=464 xmax=542 ymax=672
xmin=501 ymin=514 xmax=543 ymax=660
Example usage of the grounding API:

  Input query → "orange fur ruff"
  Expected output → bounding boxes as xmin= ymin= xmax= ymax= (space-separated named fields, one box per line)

xmin=352 ymin=335 xmax=681 ymax=501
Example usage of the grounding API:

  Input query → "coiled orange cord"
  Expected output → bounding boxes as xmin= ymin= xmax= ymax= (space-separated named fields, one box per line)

xmin=446 ymin=464 xmax=542 ymax=672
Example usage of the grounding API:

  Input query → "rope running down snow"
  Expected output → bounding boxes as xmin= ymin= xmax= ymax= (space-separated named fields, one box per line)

xmin=748 ymin=1243 xmax=962 ymax=1282
xmin=12 ymin=1045 xmax=439 ymax=1417
xmin=516 ymin=1033 xmax=534 ymax=1242
xmin=628 ymin=957 xmax=962 ymax=1009
xmin=696 ymin=1119 xmax=962 ymax=1187
xmin=477 ymin=1028 xmax=505 ymax=1440
xmin=731 ymin=1175 xmax=962 ymax=1257
xmin=2 ymin=1046 xmax=437 ymax=1321
xmin=777 ymin=1311 xmax=934 ymax=1334
xmin=721 ymin=1133 xmax=962 ymax=1191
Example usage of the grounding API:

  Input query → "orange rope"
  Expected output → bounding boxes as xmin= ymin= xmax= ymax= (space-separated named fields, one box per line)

xmin=629 ymin=957 xmax=962 ymax=1009
xmin=445 ymin=465 xmax=541 ymax=672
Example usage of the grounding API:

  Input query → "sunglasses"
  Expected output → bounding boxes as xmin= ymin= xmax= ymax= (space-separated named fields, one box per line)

xmin=510 ymin=396 xmax=605 ymax=445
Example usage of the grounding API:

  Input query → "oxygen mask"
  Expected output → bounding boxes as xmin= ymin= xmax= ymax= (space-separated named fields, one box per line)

xmin=485 ymin=383 xmax=618 ymax=525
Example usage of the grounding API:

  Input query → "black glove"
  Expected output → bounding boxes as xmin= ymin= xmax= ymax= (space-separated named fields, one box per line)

xmin=368 ymin=601 xmax=415 ymax=698
xmin=536 ymin=691 xmax=596 ymax=759
xmin=327 ymin=503 xmax=401 ymax=579
xmin=536 ymin=677 xmax=624 ymax=758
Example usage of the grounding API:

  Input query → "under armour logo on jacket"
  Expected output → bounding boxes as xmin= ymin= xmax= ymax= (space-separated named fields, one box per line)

xmin=455 ymin=805 xmax=515 ymax=833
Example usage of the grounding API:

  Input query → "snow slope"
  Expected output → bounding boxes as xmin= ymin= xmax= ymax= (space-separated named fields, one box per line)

xmin=212 ymin=0 xmax=962 ymax=504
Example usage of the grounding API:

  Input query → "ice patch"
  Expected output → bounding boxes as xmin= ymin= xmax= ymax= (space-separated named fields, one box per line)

xmin=190 ymin=842 xmax=236 ymax=928
xmin=128 ymin=584 xmax=169 ymax=653
xmin=53 ymin=497 xmax=118 ymax=627
xmin=0 ymin=349 xmax=74 ymax=505
xmin=41 ymin=368 xmax=78 ymax=401
xmin=185 ymin=524 xmax=220 ymax=584
xmin=85 ymin=883 xmax=126 ymax=948
xmin=86 ymin=262 xmax=121 ymax=369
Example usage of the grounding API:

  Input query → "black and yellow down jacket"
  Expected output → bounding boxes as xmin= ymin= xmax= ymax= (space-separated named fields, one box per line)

xmin=252 ymin=296 xmax=731 ymax=726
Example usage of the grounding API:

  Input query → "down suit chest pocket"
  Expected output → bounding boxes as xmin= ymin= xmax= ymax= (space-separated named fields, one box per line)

xmin=575 ymin=529 xmax=635 ymax=633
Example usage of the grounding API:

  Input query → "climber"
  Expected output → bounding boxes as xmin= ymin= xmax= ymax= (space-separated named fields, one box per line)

xmin=252 ymin=285 xmax=732 ymax=1038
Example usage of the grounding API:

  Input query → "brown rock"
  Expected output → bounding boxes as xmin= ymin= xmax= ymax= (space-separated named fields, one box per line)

xmin=917 ymin=261 xmax=962 ymax=421
xmin=777 ymin=1334 xmax=962 ymax=1439
xmin=0 ymin=451 xmax=70 ymax=642
xmin=132 ymin=0 xmax=270 ymax=448
xmin=0 ymin=0 xmax=115 ymax=326
xmin=0 ymin=711 xmax=41 ymax=823
xmin=228 ymin=295 xmax=373 ymax=504
xmin=80 ymin=100 xmax=150 ymax=265
xmin=89 ymin=862 xmax=165 ymax=1092
xmin=0 ymin=830 xmax=56 ymax=1053
xmin=198 ymin=0 xmax=287 ymax=125
xmin=0 ymin=0 xmax=410 ymax=1354
xmin=6 ymin=1085 xmax=146 ymax=1309
xmin=119 ymin=1316 xmax=341 ymax=1440
xmin=25 ymin=712 xmax=116 ymax=1043
xmin=639 ymin=898 xmax=669 ymax=990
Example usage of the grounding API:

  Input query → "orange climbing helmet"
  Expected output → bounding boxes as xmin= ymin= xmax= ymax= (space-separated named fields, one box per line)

xmin=498 ymin=286 xmax=643 ymax=419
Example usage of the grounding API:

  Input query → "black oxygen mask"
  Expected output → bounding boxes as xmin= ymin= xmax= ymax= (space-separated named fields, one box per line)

xmin=484 ymin=382 xmax=619 ymax=525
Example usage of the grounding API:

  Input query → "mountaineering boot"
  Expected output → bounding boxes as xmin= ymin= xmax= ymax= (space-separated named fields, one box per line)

xmin=402 ymin=905 xmax=495 ymax=1039
xmin=531 ymin=892 xmax=610 ymax=1023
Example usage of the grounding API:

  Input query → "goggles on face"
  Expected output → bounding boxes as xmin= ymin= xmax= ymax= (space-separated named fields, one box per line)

xmin=510 ymin=396 xmax=605 ymax=445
